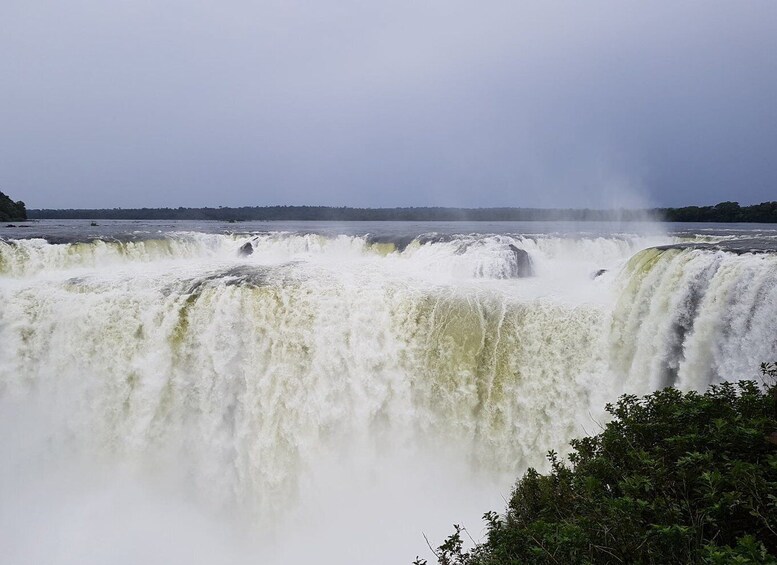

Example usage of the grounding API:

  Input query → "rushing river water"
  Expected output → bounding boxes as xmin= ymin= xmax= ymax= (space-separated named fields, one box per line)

xmin=1 ymin=219 xmax=776 ymax=564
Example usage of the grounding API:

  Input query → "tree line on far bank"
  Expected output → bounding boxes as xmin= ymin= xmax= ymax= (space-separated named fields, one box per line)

xmin=13 ymin=199 xmax=777 ymax=223
xmin=661 ymin=201 xmax=777 ymax=223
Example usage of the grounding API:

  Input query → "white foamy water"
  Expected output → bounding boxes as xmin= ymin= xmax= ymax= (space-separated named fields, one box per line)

xmin=1 ymin=220 xmax=775 ymax=564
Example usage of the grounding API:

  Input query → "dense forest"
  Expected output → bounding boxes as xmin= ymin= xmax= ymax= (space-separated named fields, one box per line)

xmin=25 ymin=201 xmax=777 ymax=222
xmin=659 ymin=201 xmax=777 ymax=223
xmin=0 ymin=191 xmax=27 ymax=222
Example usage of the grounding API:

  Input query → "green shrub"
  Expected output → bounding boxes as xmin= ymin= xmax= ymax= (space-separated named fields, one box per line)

xmin=418 ymin=367 xmax=777 ymax=564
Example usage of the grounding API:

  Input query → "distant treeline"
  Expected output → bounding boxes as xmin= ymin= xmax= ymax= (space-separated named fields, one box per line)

xmin=26 ymin=200 xmax=777 ymax=222
xmin=659 ymin=200 xmax=777 ymax=223
xmin=28 ymin=206 xmax=654 ymax=222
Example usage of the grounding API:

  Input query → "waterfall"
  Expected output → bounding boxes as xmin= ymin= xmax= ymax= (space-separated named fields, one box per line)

xmin=1 ymin=228 xmax=774 ymax=564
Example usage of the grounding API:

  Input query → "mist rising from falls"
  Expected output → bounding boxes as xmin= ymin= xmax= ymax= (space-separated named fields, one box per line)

xmin=0 ymin=231 xmax=666 ymax=280
xmin=1 ymin=228 xmax=775 ymax=564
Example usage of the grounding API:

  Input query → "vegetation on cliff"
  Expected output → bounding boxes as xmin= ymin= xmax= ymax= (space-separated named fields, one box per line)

xmin=418 ymin=364 xmax=777 ymax=564
xmin=0 ymin=191 xmax=27 ymax=222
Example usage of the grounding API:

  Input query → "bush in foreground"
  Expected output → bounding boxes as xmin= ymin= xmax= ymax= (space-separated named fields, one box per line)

xmin=419 ymin=365 xmax=777 ymax=564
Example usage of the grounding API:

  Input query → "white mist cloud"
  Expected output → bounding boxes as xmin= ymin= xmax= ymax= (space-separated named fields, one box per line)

xmin=0 ymin=394 xmax=508 ymax=565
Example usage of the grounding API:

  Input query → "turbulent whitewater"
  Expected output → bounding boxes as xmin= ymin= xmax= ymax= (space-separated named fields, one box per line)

xmin=1 ymin=221 xmax=776 ymax=564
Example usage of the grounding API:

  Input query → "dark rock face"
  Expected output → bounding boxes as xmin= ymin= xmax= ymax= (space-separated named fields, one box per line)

xmin=238 ymin=242 xmax=254 ymax=256
xmin=593 ymin=269 xmax=608 ymax=279
xmin=508 ymin=244 xmax=534 ymax=278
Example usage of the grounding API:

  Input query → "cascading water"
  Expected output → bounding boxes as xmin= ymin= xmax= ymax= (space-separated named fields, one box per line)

xmin=1 ymin=221 xmax=775 ymax=564
xmin=611 ymin=244 xmax=777 ymax=394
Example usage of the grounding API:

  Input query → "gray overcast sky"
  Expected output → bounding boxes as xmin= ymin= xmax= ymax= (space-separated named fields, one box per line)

xmin=1 ymin=1 xmax=775 ymax=209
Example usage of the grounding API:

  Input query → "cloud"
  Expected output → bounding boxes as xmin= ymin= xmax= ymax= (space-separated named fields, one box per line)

xmin=1 ymin=1 xmax=775 ymax=208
